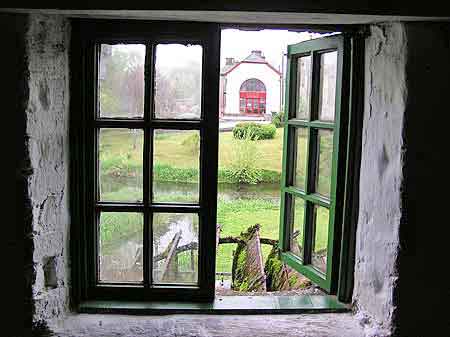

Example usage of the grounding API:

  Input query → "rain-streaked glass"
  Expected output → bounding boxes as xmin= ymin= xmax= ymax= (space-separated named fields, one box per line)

xmin=318 ymin=51 xmax=338 ymax=121
xmin=289 ymin=197 xmax=305 ymax=259
xmin=154 ymin=44 xmax=202 ymax=119
xmin=312 ymin=206 xmax=329 ymax=274
xmin=99 ymin=212 xmax=143 ymax=283
xmin=98 ymin=44 xmax=145 ymax=118
xmin=294 ymin=128 xmax=308 ymax=190
xmin=153 ymin=130 xmax=200 ymax=203
xmin=316 ymin=130 xmax=333 ymax=198
xmin=152 ymin=213 xmax=199 ymax=285
xmin=98 ymin=128 xmax=143 ymax=202
xmin=296 ymin=56 xmax=311 ymax=119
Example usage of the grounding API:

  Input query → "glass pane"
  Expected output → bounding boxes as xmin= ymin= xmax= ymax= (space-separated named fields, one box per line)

xmin=153 ymin=130 xmax=200 ymax=203
xmin=99 ymin=212 xmax=143 ymax=283
xmin=98 ymin=44 xmax=145 ymax=118
xmin=296 ymin=55 xmax=311 ymax=119
xmin=316 ymin=130 xmax=333 ymax=198
xmin=318 ymin=51 xmax=338 ymax=121
xmin=294 ymin=128 xmax=308 ymax=190
xmin=152 ymin=213 xmax=199 ymax=285
xmin=154 ymin=44 xmax=202 ymax=119
xmin=289 ymin=196 xmax=305 ymax=258
xmin=312 ymin=206 xmax=329 ymax=274
xmin=99 ymin=128 xmax=143 ymax=202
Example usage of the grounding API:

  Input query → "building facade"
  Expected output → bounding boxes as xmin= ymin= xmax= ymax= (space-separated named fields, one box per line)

xmin=219 ymin=50 xmax=282 ymax=117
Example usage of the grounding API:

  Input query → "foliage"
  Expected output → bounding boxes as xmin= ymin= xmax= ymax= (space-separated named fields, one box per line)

xmin=100 ymin=151 xmax=141 ymax=177
xmin=233 ymin=122 xmax=276 ymax=140
xmin=182 ymin=132 xmax=200 ymax=155
xmin=100 ymin=212 xmax=142 ymax=253
xmin=229 ymin=130 xmax=263 ymax=184
xmin=271 ymin=111 xmax=285 ymax=128
xmin=153 ymin=163 xmax=199 ymax=183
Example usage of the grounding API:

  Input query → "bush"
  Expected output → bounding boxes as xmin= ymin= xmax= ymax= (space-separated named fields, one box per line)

xmin=229 ymin=129 xmax=263 ymax=184
xmin=271 ymin=111 xmax=285 ymax=128
xmin=233 ymin=122 xmax=276 ymax=140
xmin=182 ymin=132 xmax=200 ymax=155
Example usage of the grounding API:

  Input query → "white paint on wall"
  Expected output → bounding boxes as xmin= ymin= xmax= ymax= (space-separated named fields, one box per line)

xmin=223 ymin=63 xmax=281 ymax=115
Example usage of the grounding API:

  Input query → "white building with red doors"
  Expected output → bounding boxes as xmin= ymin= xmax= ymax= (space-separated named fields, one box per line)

xmin=219 ymin=50 xmax=282 ymax=118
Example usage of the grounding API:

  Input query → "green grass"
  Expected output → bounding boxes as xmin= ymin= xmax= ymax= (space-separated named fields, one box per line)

xmin=98 ymin=128 xmax=331 ymax=278
xmin=99 ymin=128 xmax=286 ymax=173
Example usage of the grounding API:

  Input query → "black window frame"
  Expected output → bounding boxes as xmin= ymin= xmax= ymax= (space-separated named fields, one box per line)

xmin=70 ymin=20 xmax=221 ymax=303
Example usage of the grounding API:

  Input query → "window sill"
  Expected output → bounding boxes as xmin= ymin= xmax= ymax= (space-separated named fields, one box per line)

xmin=79 ymin=295 xmax=350 ymax=315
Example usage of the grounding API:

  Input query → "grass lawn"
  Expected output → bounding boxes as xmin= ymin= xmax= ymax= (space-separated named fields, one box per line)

xmin=99 ymin=128 xmax=286 ymax=173
xmin=98 ymin=127 xmax=330 ymax=279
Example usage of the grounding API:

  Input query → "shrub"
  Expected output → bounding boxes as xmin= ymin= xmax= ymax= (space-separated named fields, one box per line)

xmin=182 ymin=132 xmax=200 ymax=155
xmin=232 ymin=122 xmax=276 ymax=140
xmin=229 ymin=129 xmax=263 ymax=184
xmin=271 ymin=111 xmax=285 ymax=128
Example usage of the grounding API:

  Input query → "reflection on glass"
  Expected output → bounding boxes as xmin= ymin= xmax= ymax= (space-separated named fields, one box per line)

xmin=154 ymin=44 xmax=202 ymax=119
xmin=153 ymin=130 xmax=200 ymax=203
xmin=312 ymin=206 xmax=329 ymax=274
xmin=289 ymin=197 xmax=305 ymax=258
xmin=316 ymin=130 xmax=333 ymax=198
xmin=99 ymin=128 xmax=143 ymax=202
xmin=318 ymin=51 xmax=338 ymax=121
xmin=98 ymin=44 xmax=145 ymax=118
xmin=99 ymin=212 xmax=143 ymax=283
xmin=296 ymin=56 xmax=311 ymax=119
xmin=152 ymin=213 xmax=199 ymax=285
xmin=294 ymin=128 xmax=308 ymax=190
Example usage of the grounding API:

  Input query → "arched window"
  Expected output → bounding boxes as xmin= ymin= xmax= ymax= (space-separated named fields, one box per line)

xmin=239 ymin=79 xmax=266 ymax=114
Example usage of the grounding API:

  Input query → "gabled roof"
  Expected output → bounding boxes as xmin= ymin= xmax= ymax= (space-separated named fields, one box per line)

xmin=221 ymin=50 xmax=281 ymax=77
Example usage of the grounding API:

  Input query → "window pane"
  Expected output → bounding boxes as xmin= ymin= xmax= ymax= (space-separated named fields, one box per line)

xmin=98 ymin=44 xmax=145 ymax=118
xmin=312 ymin=206 xmax=329 ymax=274
xmin=294 ymin=128 xmax=308 ymax=190
xmin=153 ymin=130 xmax=200 ymax=203
xmin=99 ymin=212 xmax=143 ymax=283
xmin=318 ymin=51 xmax=338 ymax=121
xmin=99 ymin=128 xmax=143 ymax=202
xmin=289 ymin=196 xmax=305 ymax=258
xmin=296 ymin=55 xmax=311 ymax=120
xmin=316 ymin=130 xmax=333 ymax=198
xmin=154 ymin=44 xmax=202 ymax=119
xmin=152 ymin=213 xmax=199 ymax=285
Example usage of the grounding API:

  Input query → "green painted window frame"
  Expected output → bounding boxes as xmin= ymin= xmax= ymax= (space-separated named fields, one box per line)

xmin=279 ymin=34 xmax=353 ymax=293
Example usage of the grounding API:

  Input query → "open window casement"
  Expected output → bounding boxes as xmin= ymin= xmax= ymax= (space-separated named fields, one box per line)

xmin=279 ymin=34 xmax=351 ymax=293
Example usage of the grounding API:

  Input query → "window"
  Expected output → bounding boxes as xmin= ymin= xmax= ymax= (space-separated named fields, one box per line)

xmin=279 ymin=34 xmax=351 ymax=293
xmin=239 ymin=78 xmax=266 ymax=114
xmin=72 ymin=21 xmax=359 ymax=305
xmin=71 ymin=21 xmax=220 ymax=302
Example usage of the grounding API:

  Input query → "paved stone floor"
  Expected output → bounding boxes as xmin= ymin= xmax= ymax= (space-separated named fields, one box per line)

xmin=49 ymin=313 xmax=365 ymax=337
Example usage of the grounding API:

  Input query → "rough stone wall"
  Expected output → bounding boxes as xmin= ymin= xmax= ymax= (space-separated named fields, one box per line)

xmin=24 ymin=14 xmax=71 ymax=327
xmin=352 ymin=23 xmax=408 ymax=336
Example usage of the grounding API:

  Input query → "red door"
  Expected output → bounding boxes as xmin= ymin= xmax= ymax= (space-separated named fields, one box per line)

xmin=239 ymin=79 xmax=266 ymax=115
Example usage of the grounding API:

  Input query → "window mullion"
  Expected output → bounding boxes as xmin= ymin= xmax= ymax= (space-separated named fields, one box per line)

xmin=143 ymin=42 xmax=154 ymax=287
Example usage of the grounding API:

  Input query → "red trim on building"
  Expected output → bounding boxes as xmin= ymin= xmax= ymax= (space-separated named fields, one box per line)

xmin=222 ymin=60 xmax=281 ymax=76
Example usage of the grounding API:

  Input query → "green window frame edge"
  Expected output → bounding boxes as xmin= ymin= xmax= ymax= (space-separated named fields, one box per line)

xmin=69 ymin=19 xmax=222 ymax=305
xmin=278 ymin=32 xmax=366 ymax=301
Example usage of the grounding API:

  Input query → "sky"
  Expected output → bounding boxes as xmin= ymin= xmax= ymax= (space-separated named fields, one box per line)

xmin=112 ymin=29 xmax=332 ymax=73
xmin=220 ymin=29 xmax=325 ymax=71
